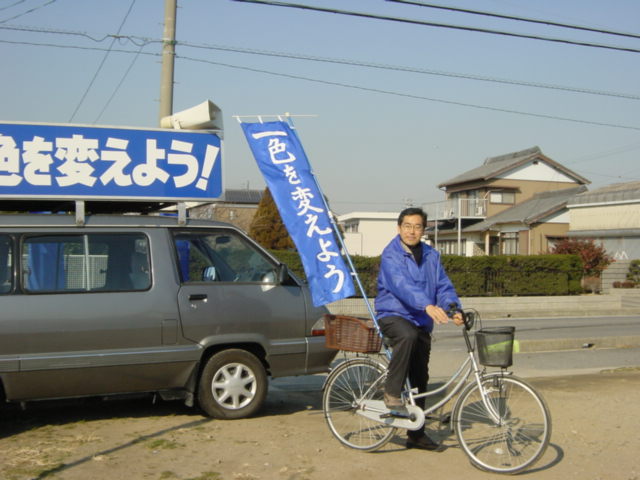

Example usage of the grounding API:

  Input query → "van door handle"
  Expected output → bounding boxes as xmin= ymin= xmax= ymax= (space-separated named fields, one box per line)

xmin=189 ymin=294 xmax=208 ymax=301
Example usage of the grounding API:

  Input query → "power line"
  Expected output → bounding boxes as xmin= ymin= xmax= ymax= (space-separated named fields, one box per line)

xmin=180 ymin=41 xmax=640 ymax=101
xmin=231 ymin=0 xmax=640 ymax=54
xmin=93 ymin=41 xmax=146 ymax=124
xmin=0 ymin=0 xmax=56 ymax=23
xmin=0 ymin=37 xmax=155 ymax=53
xmin=179 ymin=54 xmax=640 ymax=131
xmin=2 ymin=35 xmax=637 ymax=131
xmin=68 ymin=0 xmax=137 ymax=122
xmin=0 ymin=23 xmax=153 ymax=46
xmin=0 ymin=1 xmax=28 ymax=13
xmin=387 ymin=0 xmax=640 ymax=40
xmin=5 ymin=22 xmax=636 ymax=101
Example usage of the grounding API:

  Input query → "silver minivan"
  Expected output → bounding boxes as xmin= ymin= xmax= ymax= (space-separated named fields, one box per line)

xmin=0 ymin=211 xmax=336 ymax=419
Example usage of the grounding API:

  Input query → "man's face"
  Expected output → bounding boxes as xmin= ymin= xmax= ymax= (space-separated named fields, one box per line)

xmin=398 ymin=214 xmax=424 ymax=246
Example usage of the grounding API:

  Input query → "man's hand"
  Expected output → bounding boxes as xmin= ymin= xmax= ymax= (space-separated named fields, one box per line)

xmin=426 ymin=305 xmax=465 ymax=326
xmin=425 ymin=305 xmax=450 ymax=325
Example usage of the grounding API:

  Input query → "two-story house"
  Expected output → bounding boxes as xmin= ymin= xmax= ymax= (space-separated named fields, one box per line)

xmin=425 ymin=146 xmax=590 ymax=256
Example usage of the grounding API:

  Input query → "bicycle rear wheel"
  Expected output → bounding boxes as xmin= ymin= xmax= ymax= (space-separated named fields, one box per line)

xmin=322 ymin=358 xmax=397 ymax=451
xmin=454 ymin=374 xmax=551 ymax=474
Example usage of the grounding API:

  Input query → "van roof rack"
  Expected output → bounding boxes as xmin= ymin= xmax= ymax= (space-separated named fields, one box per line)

xmin=0 ymin=200 xmax=189 ymax=226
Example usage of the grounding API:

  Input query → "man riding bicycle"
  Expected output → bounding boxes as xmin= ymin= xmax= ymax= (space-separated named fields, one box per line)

xmin=375 ymin=207 xmax=464 ymax=451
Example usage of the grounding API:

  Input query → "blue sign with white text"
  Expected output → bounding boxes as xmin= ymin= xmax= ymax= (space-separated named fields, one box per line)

xmin=241 ymin=121 xmax=355 ymax=306
xmin=0 ymin=122 xmax=222 ymax=200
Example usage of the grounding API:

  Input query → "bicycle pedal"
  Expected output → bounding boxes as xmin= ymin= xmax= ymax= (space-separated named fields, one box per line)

xmin=380 ymin=408 xmax=412 ymax=420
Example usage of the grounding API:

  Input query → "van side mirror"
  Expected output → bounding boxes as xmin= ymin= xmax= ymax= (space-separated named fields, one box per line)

xmin=277 ymin=263 xmax=288 ymax=285
xmin=202 ymin=266 xmax=217 ymax=281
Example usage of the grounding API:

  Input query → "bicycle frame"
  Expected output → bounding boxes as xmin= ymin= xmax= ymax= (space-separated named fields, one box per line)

xmin=322 ymin=311 xmax=551 ymax=474
xmin=382 ymin=319 xmax=506 ymax=427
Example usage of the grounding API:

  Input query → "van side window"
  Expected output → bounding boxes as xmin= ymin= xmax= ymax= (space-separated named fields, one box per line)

xmin=174 ymin=231 xmax=277 ymax=284
xmin=0 ymin=235 xmax=12 ymax=294
xmin=22 ymin=234 xmax=150 ymax=293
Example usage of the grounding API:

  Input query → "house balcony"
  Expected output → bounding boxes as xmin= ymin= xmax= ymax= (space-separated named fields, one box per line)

xmin=422 ymin=198 xmax=487 ymax=221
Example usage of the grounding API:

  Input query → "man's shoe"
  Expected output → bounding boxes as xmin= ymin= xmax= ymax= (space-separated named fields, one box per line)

xmin=383 ymin=392 xmax=404 ymax=410
xmin=406 ymin=433 xmax=441 ymax=451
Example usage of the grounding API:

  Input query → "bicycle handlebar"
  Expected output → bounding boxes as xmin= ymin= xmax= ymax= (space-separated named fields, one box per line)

xmin=446 ymin=303 xmax=476 ymax=331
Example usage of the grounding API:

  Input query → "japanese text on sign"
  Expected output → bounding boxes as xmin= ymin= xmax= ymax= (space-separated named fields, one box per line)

xmin=0 ymin=123 xmax=222 ymax=200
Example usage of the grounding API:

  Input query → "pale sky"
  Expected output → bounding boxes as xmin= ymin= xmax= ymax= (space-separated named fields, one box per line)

xmin=1 ymin=0 xmax=639 ymax=214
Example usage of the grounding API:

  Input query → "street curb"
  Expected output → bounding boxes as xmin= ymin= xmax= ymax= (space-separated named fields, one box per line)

xmin=516 ymin=335 xmax=640 ymax=353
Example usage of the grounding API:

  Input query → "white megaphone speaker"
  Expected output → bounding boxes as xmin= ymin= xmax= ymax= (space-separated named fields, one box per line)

xmin=160 ymin=100 xmax=223 ymax=131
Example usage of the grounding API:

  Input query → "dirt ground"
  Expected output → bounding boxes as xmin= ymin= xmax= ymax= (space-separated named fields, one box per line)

xmin=1 ymin=367 xmax=639 ymax=480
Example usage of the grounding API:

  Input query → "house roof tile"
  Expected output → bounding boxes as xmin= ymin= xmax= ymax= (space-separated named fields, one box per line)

xmin=568 ymin=180 xmax=640 ymax=206
xmin=463 ymin=185 xmax=587 ymax=232
xmin=438 ymin=146 xmax=590 ymax=188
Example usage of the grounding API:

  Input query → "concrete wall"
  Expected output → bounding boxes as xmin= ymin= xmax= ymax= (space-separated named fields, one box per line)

xmin=570 ymin=203 xmax=640 ymax=231
xmin=328 ymin=292 xmax=640 ymax=319
xmin=341 ymin=216 xmax=397 ymax=257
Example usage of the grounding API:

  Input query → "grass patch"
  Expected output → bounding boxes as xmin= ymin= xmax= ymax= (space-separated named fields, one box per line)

xmin=185 ymin=472 xmax=222 ymax=480
xmin=145 ymin=438 xmax=183 ymax=450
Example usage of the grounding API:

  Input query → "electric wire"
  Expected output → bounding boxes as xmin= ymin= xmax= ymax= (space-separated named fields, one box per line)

xmin=231 ymin=0 xmax=640 ymax=54
xmin=2 ymin=23 xmax=638 ymax=100
xmin=0 ymin=37 xmax=156 ymax=53
xmin=68 ymin=0 xmax=137 ymax=122
xmin=1 ymin=35 xmax=637 ymax=131
xmin=387 ymin=0 xmax=640 ymax=40
xmin=0 ymin=22 xmax=153 ymax=45
xmin=179 ymin=54 xmax=640 ymax=131
xmin=181 ymin=41 xmax=640 ymax=101
xmin=0 ymin=0 xmax=56 ymax=23
xmin=92 ymin=41 xmax=146 ymax=124
xmin=0 ymin=1 xmax=28 ymax=13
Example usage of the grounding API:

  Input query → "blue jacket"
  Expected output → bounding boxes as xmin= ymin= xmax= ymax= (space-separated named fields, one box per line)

xmin=375 ymin=235 xmax=460 ymax=332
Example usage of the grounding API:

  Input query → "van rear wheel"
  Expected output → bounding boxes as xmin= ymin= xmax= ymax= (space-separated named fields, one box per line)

xmin=198 ymin=349 xmax=268 ymax=419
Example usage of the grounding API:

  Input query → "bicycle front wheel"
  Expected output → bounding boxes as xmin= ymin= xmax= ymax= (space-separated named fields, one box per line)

xmin=322 ymin=358 xmax=397 ymax=451
xmin=453 ymin=374 xmax=551 ymax=474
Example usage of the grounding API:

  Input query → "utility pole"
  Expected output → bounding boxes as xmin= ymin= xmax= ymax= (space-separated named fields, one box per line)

xmin=159 ymin=0 xmax=177 ymax=126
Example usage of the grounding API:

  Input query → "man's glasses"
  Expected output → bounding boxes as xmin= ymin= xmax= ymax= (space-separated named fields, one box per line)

xmin=401 ymin=223 xmax=424 ymax=232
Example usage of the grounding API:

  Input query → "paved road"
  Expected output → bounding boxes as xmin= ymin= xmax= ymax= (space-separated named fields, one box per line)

xmin=430 ymin=314 xmax=640 ymax=379
xmin=273 ymin=314 xmax=640 ymax=391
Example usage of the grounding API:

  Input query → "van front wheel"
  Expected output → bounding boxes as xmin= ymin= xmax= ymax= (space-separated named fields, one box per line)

xmin=197 ymin=349 xmax=268 ymax=419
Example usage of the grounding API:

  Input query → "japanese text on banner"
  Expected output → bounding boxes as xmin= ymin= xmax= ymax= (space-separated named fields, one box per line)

xmin=241 ymin=121 xmax=355 ymax=306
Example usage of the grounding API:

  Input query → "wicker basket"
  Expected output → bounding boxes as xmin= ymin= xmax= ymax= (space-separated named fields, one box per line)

xmin=323 ymin=314 xmax=383 ymax=353
xmin=475 ymin=327 xmax=516 ymax=367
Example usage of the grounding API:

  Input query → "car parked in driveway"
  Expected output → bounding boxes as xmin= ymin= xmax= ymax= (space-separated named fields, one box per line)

xmin=0 ymin=211 xmax=336 ymax=419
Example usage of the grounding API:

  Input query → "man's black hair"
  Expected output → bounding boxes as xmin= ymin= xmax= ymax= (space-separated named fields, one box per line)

xmin=397 ymin=207 xmax=427 ymax=227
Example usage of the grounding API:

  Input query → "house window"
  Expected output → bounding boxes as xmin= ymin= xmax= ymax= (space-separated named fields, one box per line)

xmin=344 ymin=221 xmax=359 ymax=233
xmin=501 ymin=232 xmax=519 ymax=255
xmin=437 ymin=240 xmax=462 ymax=255
xmin=490 ymin=191 xmax=515 ymax=204
xmin=546 ymin=236 xmax=565 ymax=252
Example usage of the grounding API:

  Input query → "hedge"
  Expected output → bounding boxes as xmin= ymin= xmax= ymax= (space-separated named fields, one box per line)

xmin=269 ymin=249 xmax=583 ymax=297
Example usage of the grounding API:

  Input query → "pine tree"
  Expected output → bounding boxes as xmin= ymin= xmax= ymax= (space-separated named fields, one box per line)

xmin=249 ymin=188 xmax=295 ymax=250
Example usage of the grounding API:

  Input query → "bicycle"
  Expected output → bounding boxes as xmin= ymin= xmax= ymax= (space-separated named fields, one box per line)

xmin=322 ymin=309 xmax=552 ymax=474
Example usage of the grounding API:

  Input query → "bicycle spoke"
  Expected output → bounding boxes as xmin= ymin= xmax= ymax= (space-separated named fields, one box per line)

xmin=323 ymin=359 xmax=397 ymax=451
xmin=455 ymin=375 xmax=551 ymax=474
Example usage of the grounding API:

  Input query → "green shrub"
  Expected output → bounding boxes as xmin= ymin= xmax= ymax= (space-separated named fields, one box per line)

xmin=269 ymin=249 xmax=583 ymax=297
xmin=627 ymin=259 xmax=640 ymax=284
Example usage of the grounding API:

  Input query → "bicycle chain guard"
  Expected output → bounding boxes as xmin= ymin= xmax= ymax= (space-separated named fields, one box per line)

xmin=357 ymin=400 xmax=425 ymax=430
